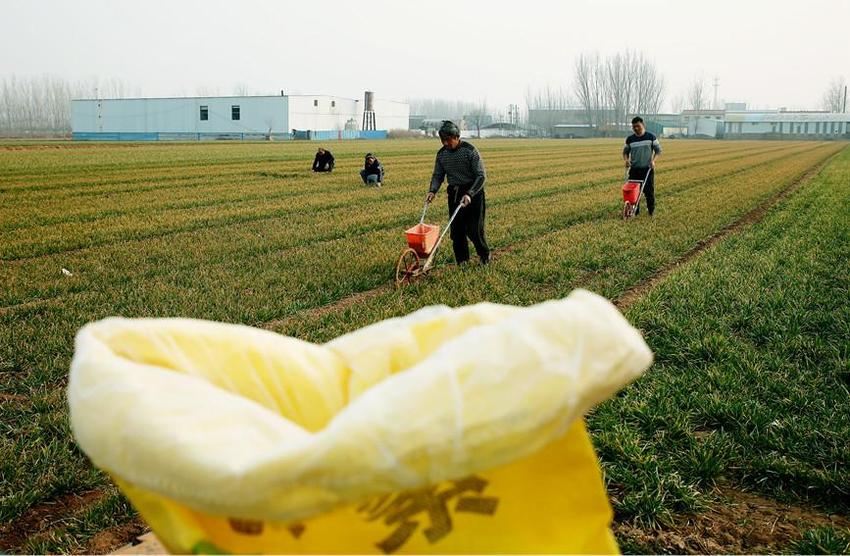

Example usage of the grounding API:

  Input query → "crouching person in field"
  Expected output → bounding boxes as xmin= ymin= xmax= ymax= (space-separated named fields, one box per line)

xmin=360 ymin=153 xmax=384 ymax=187
xmin=425 ymin=121 xmax=490 ymax=265
xmin=312 ymin=147 xmax=335 ymax=173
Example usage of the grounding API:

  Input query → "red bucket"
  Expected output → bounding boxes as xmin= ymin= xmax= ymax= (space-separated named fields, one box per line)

xmin=405 ymin=223 xmax=439 ymax=257
xmin=622 ymin=181 xmax=641 ymax=204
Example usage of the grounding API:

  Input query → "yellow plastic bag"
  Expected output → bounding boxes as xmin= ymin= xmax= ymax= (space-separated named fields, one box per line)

xmin=69 ymin=290 xmax=652 ymax=554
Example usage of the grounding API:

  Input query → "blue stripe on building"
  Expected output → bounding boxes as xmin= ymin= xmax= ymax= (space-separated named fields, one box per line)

xmin=72 ymin=131 xmax=390 ymax=141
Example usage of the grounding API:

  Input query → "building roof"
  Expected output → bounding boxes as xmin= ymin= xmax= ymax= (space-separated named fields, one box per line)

xmin=73 ymin=95 xmax=289 ymax=102
xmin=72 ymin=94 xmax=407 ymax=104
xmin=725 ymin=112 xmax=850 ymax=123
xmin=483 ymin=122 xmax=520 ymax=130
xmin=681 ymin=109 xmax=725 ymax=116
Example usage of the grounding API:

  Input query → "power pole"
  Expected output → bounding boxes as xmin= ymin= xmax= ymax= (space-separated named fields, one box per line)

xmin=95 ymin=87 xmax=103 ymax=133
xmin=713 ymin=76 xmax=720 ymax=110
xmin=844 ymin=85 xmax=848 ymax=113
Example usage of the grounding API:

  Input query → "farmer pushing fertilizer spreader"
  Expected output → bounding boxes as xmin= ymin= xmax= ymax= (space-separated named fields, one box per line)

xmin=622 ymin=116 xmax=662 ymax=218
xmin=426 ymin=121 xmax=490 ymax=266
xmin=396 ymin=121 xmax=491 ymax=285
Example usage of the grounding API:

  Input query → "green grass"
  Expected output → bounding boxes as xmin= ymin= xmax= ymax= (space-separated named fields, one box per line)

xmin=16 ymin=487 xmax=138 ymax=555
xmin=791 ymin=527 xmax=850 ymax=555
xmin=590 ymin=146 xmax=850 ymax=531
xmin=0 ymin=138 xmax=847 ymax=553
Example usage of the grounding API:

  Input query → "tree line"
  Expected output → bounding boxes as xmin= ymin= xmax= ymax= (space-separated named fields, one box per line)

xmin=0 ymin=76 xmax=139 ymax=135
xmin=0 ymin=69 xmax=846 ymax=136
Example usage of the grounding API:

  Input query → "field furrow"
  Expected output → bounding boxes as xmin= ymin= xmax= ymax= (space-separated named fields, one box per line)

xmin=1 ymin=138 xmax=846 ymax=554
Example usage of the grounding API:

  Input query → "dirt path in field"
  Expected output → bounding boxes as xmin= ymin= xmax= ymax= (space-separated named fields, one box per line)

xmin=86 ymin=521 xmax=149 ymax=555
xmin=0 ymin=143 xmax=151 ymax=151
xmin=262 ymin=282 xmax=397 ymax=332
xmin=0 ymin=486 xmax=152 ymax=555
xmin=613 ymin=149 xmax=838 ymax=310
xmin=0 ymin=489 xmax=107 ymax=553
xmin=260 ymin=242 xmax=539 ymax=332
xmin=615 ymin=486 xmax=850 ymax=554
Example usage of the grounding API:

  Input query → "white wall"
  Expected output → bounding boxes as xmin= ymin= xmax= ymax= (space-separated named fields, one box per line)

xmin=287 ymin=95 xmax=409 ymax=131
xmin=287 ymin=95 xmax=359 ymax=131
xmin=72 ymin=94 xmax=410 ymax=134
xmin=739 ymin=121 xmax=773 ymax=134
xmin=72 ymin=96 xmax=288 ymax=133
xmin=461 ymin=128 xmax=527 ymax=138
xmin=371 ymin=98 xmax=410 ymax=130
xmin=687 ymin=116 xmax=720 ymax=137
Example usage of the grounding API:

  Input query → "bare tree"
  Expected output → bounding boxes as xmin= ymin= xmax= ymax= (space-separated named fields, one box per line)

xmin=669 ymin=94 xmax=683 ymax=114
xmin=196 ymin=85 xmax=222 ymax=97
xmin=687 ymin=76 xmax=708 ymax=111
xmin=1 ymin=77 xmax=14 ymax=131
xmin=232 ymin=83 xmax=252 ymax=96
xmin=525 ymin=84 xmax=572 ymax=135
xmin=407 ymin=97 xmax=476 ymax=122
xmin=603 ymin=51 xmax=635 ymax=131
xmin=0 ymin=74 xmax=137 ymax=136
xmin=574 ymin=52 xmax=606 ymax=130
xmin=86 ymin=76 xmax=135 ymax=99
xmin=669 ymin=92 xmax=686 ymax=130
xmin=467 ymin=99 xmax=489 ymax=138
xmin=821 ymin=77 xmax=847 ymax=112
xmin=0 ymin=75 xmax=56 ymax=134
xmin=106 ymin=77 xmax=128 ymax=98
xmin=572 ymin=50 xmax=664 ymax=132
xmin=633 ymin=53 xmax=665 ymax=116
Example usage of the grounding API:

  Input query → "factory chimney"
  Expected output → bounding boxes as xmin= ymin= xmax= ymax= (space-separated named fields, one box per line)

xmin=362 ymin=91 xmax=376 ymax=131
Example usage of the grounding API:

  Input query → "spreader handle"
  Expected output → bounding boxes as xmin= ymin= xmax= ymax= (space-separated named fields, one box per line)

xmin=422 ymin=204 xmax=464 ymax=271
xmin=419 ymin=201 xmax=430 ymax=225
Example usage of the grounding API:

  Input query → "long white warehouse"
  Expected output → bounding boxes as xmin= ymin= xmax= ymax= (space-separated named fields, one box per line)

xmin=71 ymin=92 xmax=409 ymax=140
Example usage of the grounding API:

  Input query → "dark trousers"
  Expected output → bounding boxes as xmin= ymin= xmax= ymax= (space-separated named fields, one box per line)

xmin=360 ymin=169 xmax=381 ymax=184
xmin=628 ymin=166 xmax=655 ymax=215
xmin=448 ymin=189 xmax=490 ymax=264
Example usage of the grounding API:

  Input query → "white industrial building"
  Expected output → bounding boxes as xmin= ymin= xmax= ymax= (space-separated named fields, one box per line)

xmin=682 ymin=108 xmax=850 ymax=139
xmin=723 ymin=111 xmax=850 ymax=138
xmin=71 ymin=91 xmax=409 ymax=141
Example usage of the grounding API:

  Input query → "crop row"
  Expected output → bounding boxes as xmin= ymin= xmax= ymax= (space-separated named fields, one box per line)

xmin=0 ymin=140 xmax=760 ymax=222
xmin=0 ymin=143 xmax=818 ymax=304
xmin=0 ymin=140 xmax=842 ymax=530
xmin=0 ymin=143 xmax=805 ymax=261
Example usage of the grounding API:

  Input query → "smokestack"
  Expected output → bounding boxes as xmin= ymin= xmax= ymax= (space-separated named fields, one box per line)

xmin=362 ymin=90 xmax=376 ymax=131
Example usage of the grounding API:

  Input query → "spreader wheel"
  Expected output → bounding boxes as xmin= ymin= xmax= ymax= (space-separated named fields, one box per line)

xmin=395 ymin=248 xmax=421 ymax=287
xmin=623 ymin=201 xmax=633 ymax=220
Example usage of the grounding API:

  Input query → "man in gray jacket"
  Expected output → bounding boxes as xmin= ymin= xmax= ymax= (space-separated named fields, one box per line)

xmin=623 ymin=116 xmax=662 ymax=215
xmin=425 ymin=121 xmax=490 ymax=265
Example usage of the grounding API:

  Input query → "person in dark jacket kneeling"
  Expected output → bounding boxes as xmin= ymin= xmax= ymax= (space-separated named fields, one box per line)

xmin=360 ymin=153 xmax=384 ymax=187
xmin=312 ymin=148 xmax=335 ymax=172
xmin=425 ymin=121 xmax=490 ymax=265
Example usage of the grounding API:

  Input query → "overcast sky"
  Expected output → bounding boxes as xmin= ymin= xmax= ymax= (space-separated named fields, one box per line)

xmin=2 ymin=0 xmax=848 ymax=112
